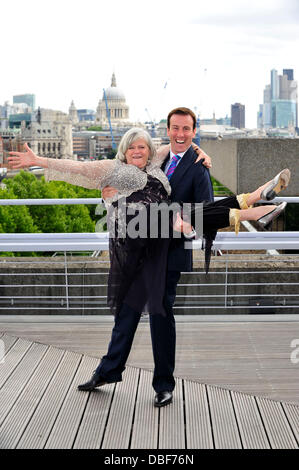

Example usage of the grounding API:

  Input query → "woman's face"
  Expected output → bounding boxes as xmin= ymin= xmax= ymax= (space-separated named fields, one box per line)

xmin=125 ymin=138 xmax=150 ymax=169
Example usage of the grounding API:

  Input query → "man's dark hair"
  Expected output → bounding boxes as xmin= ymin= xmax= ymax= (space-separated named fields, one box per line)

xmin=167 ymin=107 xmax=197 ymax=130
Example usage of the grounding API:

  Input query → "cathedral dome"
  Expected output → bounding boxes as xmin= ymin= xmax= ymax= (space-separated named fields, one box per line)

xmin=103 ymin=73 xmax=125 ymax=101
xmin=96 ymin=72 xmax=129 ymax=126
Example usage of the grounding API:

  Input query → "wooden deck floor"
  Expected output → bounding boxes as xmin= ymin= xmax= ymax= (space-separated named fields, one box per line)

xmin=0 ymin=332 xmax=298 ymax=449
xmin=1 ymin=315 xmax=299 ymax=405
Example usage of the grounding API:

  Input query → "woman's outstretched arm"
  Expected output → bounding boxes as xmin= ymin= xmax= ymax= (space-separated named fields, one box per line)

xmin=8 ymin=143 xmax=49 ymax=168
xmin=8 ymin=143 xmax=115 ymax=190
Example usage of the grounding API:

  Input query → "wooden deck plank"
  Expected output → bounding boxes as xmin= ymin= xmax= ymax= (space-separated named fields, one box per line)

xmin=73 ymin=383 xmax=115 ymax=449
xmin=231 ymin=391 xmax=270 ymax=449
xmin=282 ymin=403 xmax=299 ymax=444
xmin=207 ymin=385 xmax=242 ymax=449
xmin=101 ymin=367 xmax=139 ymax=449
xmin=0 ymin=333 xmax=18 ymax=356
xmin=0 ymin=333 xmax=299 ymax=450
xmin=1 ymin=319 xmax=299 ymax=405
xmin=0 ymin=342 xmax=48 ymax=427
xmin=184 ymin=381 xmax=213 ymax=449
xmin=0 ymin=347 xmax=65 ymax=449
xmin=0 ymin=337 xmax=33 ymax=389
xmin=17 ymin=350 xmax=82 ymax=449
xmin=159 ymin=378 xmax=185 ymax=449
xmin=130 ymin=369 xmax=159 ymax=449
xmin=256 ymin=397 xmax=298 ymax=449
xmin=45 ymin=355 xmax=99 ymax=449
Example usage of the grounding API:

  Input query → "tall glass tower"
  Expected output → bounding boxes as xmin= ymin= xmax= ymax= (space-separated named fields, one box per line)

xmin=13 ymin=94 xmax=35 ymax=110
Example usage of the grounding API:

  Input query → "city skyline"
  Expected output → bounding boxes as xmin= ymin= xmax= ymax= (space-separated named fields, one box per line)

xmin=1 ymin=0 xmax=299 ymax=128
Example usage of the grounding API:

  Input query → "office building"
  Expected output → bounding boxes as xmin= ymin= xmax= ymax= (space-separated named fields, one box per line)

xmin=77 ymin=109 xmax=96 ymax=122
xmin=20 ymin=108 xmax=73 ymax=159
xmin=231 ymin=103 xmax=245 ymax=129
xmin=258 ymin=69 xmax=298 ymax=129
xmin=13 ymin=94 xmax=35 ymax=110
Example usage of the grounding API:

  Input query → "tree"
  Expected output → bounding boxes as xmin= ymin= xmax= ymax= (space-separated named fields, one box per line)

xmin=86 ymin=126 xmax=103 ymax=131
xmin=0 ymin=171 xmax=106 ymax=256
xmin=107 ymin=148 xmax=117 ymax=159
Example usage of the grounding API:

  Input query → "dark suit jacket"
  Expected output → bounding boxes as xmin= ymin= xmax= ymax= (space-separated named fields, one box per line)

xmin=161 ymin=145 xmax=214 ymax=271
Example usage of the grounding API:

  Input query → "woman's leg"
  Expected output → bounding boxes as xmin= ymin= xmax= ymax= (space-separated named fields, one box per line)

xmin=239 ymin=205 xmax=277 ymax=221
xmin=175 ymin=200 xmax=285 ymax=236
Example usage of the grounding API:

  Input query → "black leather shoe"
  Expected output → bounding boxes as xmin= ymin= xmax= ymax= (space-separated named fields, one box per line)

xmin=154 ymin=391 xmax=173 ymax=408
xmin=78 ymin=371 xmax=108 ymax=391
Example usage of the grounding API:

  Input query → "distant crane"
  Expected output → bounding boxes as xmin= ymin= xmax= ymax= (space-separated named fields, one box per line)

xmin=194 ymin=106 xmax=201 ymax=147
xmin=103 ymin=88 xmax=116 ymax=150
xmin=145 ymin=108 xmax=156 ymax=137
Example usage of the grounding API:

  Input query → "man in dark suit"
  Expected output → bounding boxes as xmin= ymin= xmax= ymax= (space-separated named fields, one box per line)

xmin=78 ymin=107 xmax=214 ymax=408
xmin=149 ymin=107 xmax=214 ymax=407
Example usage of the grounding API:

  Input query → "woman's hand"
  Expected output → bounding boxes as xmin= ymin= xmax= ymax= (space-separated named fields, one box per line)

xmin=8 ymin=143 xmax=38 ymax=169
xmin=192 ymin=144 xmax=212 ymax=169
xmin=102 ymin=185 xmax=118 ymax=200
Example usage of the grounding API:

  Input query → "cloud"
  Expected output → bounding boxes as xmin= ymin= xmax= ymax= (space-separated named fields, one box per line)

xmin=189 ymin=0 xmax=299 ymax=29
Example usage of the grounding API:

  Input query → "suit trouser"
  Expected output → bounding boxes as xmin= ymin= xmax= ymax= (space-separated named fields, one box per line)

xmin=95 ymin=270 xmax=180 ymax=392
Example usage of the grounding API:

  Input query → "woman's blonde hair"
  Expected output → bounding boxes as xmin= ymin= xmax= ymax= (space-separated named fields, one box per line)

xmin=116 ymin=127 xmax=156 ymax=164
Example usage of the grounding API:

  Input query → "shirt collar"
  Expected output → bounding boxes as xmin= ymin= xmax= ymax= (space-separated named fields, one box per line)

xmin=170 ymin=145 xmax=191 ymax=159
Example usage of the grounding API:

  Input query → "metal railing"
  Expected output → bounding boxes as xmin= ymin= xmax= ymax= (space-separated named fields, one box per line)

xmin=0 ymin=197 xmax=298 ymax=314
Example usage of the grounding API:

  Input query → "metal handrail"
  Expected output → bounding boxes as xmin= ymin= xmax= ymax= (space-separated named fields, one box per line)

xmin=0 ymin=196 xmax=298 ymax=205
xmin=0 ymin=231 xmax=298 ymax=251
xmin=0 ymin=196 xmax=298 ymax=313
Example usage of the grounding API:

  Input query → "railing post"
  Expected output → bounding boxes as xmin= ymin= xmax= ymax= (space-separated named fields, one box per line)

xmin=64 ymin=251 xmax=69 ymax=310
xmin=224 ymin=254 xmax=228 ymax=309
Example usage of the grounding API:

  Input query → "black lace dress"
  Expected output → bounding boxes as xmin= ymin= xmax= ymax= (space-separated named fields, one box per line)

xmin=107 ymin=175 xmax=172 ymax=317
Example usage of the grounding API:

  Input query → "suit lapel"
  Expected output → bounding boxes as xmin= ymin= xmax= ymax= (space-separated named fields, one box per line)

xmin=160 ymin=154 xmax=170 ymax=172
xmin=169 ymin=146 xmax=195 ymax=190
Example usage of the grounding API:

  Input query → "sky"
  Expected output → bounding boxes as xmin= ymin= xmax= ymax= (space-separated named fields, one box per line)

xmin=2 ymin=0 xmax=299 ymax=128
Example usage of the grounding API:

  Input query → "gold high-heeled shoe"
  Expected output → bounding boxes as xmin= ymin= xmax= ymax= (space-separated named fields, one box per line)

xmin=260 ymin=169 xmax=291 ymax=201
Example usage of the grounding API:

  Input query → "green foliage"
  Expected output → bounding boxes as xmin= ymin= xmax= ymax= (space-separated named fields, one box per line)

xmin=0 ymin=171 xmax=104 ymax=256
xmin=107 ymin=148 xmax=117 ymax=159
xmin=286 ymin=204 xmax=299 ymax=231
xmin=86 ymin=126 xmax=103 ymax=131
xmin=211 ymin=176 xmax=233 ymax=196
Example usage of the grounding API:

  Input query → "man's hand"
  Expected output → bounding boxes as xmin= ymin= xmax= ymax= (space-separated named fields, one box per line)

xmin=102 ymin=185 xmax=118 ymax=200
xmin=192 ymin=144 xmax=212 ymax=169
xmin=173 ymin=212 xmax=193 ymax=235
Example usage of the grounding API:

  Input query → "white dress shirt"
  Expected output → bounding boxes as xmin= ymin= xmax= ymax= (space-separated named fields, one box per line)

xmin=163 ymin=146 xmax=191 ymax=175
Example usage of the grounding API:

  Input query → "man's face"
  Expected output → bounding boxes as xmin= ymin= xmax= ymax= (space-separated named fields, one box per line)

xmin=167 ymin=114 xmax=196 ymax=154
